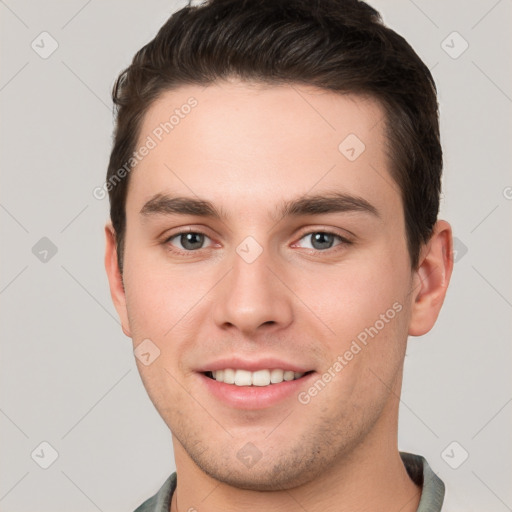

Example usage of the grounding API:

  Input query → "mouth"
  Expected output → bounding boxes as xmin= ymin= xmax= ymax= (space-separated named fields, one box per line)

xmin=203 ymin=368 xmax=314 ymax=386
xmin=196 ymin=358 xmax=317 ymax=409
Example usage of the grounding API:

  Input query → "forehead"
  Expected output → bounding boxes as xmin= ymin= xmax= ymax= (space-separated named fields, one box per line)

xmin=126 ymin=80 xmax=400 ymax=221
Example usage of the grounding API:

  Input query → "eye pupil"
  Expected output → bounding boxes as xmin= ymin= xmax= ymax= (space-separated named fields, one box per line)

xmin=311 ymin=232 xmax=334 ymax=250
xmin=181 ymin=232 xmax=204 ymax=250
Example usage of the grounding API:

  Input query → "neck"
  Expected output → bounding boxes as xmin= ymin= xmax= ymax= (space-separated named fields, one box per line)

xmin=169 ymin=406 xmax=421 ymax=512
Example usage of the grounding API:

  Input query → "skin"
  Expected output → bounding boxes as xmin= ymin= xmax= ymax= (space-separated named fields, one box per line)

xmin=105 ymin=80 xmax=453 ymax=512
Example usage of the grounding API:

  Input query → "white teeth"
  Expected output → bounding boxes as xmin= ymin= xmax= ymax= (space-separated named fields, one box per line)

xmin=223 ymin=368 xmax=236 ymax=384
xmin=210 ymin=368 xmax=306 ymax=386
xmin=283 ymin=370 xmax=295 ymax=381
xmin=234 ymin=369 xmax=252 ymax=386
xmin=252 ymin=369 xmax=271 ymax=386
xmin=270 ymin=369 xmax=284 ymax=383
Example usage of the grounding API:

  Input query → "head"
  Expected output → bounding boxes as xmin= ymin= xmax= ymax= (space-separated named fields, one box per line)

xmin=105 ymin=0 xmax=453 ymax=491
xmin=106 ymin=0 xmax=443 ymax=275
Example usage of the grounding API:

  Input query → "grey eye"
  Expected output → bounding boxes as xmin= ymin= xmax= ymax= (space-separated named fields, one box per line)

xmin=179 ymin=232 xmax=205 ymax=250
xmin=300 ymin=232 xmax=341 ymax=251
xmin=168 ymin=232 xmax=210 ymax=251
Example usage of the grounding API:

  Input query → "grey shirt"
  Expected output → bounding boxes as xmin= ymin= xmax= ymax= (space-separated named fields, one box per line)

xmin=134 ymin=451 xmax=445 ymax=512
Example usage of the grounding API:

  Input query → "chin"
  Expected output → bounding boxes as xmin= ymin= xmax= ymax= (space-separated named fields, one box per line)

xmin=188 ymin=443 xmax=330 ymax=491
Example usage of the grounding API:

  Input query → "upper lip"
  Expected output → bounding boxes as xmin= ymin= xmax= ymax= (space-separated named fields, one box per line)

xmin=196 ymin=357 xmax=313 ymax=373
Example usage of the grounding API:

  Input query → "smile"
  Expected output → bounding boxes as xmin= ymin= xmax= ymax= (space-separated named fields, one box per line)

xmin=204 ymin=368 xmax=310 ymax=386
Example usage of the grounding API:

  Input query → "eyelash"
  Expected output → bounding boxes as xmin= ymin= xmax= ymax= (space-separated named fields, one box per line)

xmin=163 ymin=228 xmax=352 ymax=256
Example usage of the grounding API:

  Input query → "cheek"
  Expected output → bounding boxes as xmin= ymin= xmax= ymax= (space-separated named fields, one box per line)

xmin=124 ymin=275 xmax=170 ymax=339
xmin=291 ymin=246 xmax=411 ymax=401
xmin=294 ymin=252 xmax=408 ymax=339
xmin=122 ymin=245 xmax=204 ymax=340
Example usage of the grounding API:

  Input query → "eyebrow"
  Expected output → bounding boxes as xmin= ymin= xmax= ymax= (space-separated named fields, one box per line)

xmin=140 ymin=191 xmax=380 ymax=222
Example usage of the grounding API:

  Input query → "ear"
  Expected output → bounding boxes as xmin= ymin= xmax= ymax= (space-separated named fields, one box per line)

xmin=104 ymin=223 xmax=132 ymax=337
xmin=408 ymin=220 xmax=454 ymax=336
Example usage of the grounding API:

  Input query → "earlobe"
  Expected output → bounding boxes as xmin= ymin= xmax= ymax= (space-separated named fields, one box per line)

xmin=408 ymin=220 xmax=454 ymax=336
xmin=104 ymin=223 xmax=132 ymax=338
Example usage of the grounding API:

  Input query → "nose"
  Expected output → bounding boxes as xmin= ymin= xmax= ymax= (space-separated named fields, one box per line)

xmin=212 ymin=243 xmax=294 ymax=336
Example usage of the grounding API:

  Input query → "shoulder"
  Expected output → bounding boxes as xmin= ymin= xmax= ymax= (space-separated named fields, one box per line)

xmin=133 ymin=473 xmax=177 ymax=512
xmin=400 ymin=451 xmax=445 ymax=511
xmin=400 ymin=451 xmax=477 ymax=512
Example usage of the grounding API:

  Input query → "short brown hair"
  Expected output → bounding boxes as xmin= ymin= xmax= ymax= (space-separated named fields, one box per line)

xmin=106 ymin=0 xmax=442 ymax=273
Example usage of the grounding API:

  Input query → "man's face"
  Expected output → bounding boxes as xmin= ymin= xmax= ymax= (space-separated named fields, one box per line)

xmin=115 ymin=81 xmax=419 ymax=489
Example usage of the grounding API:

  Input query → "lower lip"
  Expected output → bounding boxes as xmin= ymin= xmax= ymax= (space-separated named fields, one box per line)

xmin=199 ymin=372 xmax=315 ymax=410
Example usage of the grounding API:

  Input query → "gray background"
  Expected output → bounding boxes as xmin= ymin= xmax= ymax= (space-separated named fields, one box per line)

xmin=1 ymin=0 xmax=511 ymax=510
